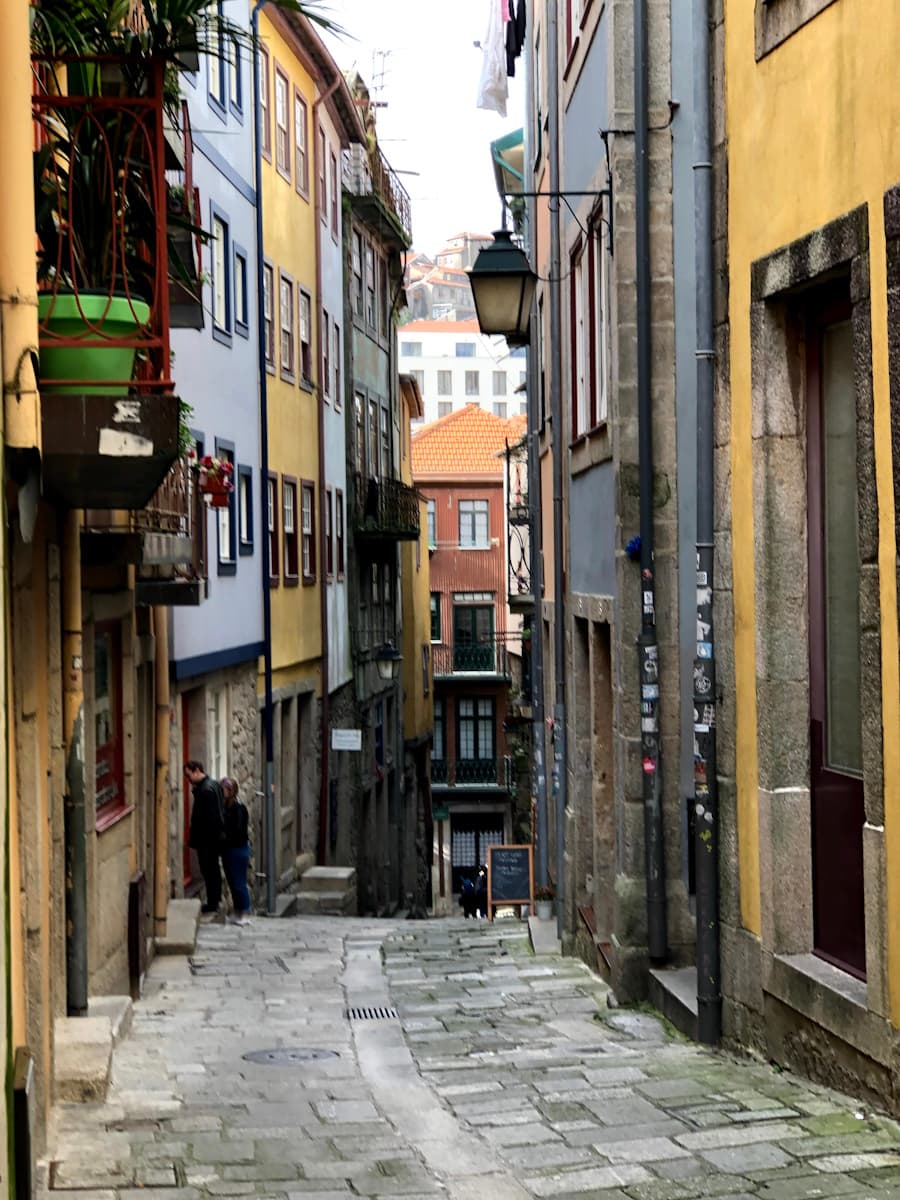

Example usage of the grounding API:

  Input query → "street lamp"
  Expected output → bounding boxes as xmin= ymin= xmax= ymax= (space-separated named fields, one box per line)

xmin=374 ymin=641 xmax=402 ymax=683
xmin=467 ymin=229 xmax=537 ymax=345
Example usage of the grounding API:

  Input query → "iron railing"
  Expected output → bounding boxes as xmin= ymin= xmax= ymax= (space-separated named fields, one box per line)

xmin=342 ymin=143 xmax=412 ymax=244
xmin=430 ymin=756 xmax=513 ymax=789
xmin=506 ymin=437 xmax=533 ymax=606
xmin=432 ymin=643 xmax=511 ymax=678
xmin=354 ymin=475 xmax=420 ymax=540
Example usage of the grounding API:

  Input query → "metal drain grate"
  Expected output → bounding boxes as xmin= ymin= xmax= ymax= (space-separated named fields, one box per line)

xmin=346 ymin=1005 xmax=398 ymax=1021
xmin=243 ymin=1047 xmax=339 ymax=1065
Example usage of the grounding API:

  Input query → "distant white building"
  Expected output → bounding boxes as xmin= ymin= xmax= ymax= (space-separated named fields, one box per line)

xmin=398 ymin=318 xmax=528 ymax=425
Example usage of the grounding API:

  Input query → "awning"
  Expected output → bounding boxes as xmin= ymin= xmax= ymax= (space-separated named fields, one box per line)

xmin=491 ymin=128 xmax=524 ymax=199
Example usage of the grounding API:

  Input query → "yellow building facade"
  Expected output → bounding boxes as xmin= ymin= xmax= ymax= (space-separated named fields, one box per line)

xmin=722 ymin=0 xmax=900 ymax=1101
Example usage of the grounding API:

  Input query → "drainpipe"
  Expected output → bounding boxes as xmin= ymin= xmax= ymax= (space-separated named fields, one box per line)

xmin=692 ymin=0 xmax=721 ymax=1044
xmin=252 ymin=1 xmax=276 ymax=915
xmin=546 ymin=0 xmax=567 ymax=940
xmin=312 ymin=78 xmax=340 ymax=867
xmin=62 ymin=511 xmax=87 ymax=1015
xmin=635 ymin=0 xmax=667 ymax=961
xmin=153 ymin=607 xmax=170 ymax=938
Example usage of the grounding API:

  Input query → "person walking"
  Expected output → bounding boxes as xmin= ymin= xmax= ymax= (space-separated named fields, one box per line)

xmin=221 ymin=777 xmax=251 ymax=926
xmin=184 ymin=760 xmax=225 ymax=916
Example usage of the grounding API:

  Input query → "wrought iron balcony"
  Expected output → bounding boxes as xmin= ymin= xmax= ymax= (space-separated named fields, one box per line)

xmin=430 ymin=756 xmax=513 ymax=790
xmin=506 ymin=437 xmax=533 ymax=609
xmin=81 ymin=458 xmax=207 ymax=605
xmin=432 ymin=643 xmax=511 ymax=679
xmin=342 ymin=143 xmax=412 ymax=247
xmin=354 ymin=475 xmax=421 ymax=541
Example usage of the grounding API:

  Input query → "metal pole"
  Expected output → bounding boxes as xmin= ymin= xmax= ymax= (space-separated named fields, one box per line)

xmin=546 ymin=0 xmax=567 ymax=940
xmin=635 ymin=0 xmax=667 ymax=961
xmin=252 ymin=1 xmax=276 ymax=916
xmin=693 ymin=0 xmax=721 ymax=1044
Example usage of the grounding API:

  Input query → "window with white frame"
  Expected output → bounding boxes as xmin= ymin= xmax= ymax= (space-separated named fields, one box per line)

xmin=228 ymin=37 xmax=241 ymax=110
xmin=258 ymin=45 xmax=271 ymax=157
xmin=401 ymin=342 xmax=422 ymax=358
xmin=263 ymin=262 xmax=274 ymax=367
xmin=322 ymin=310 xmax=330 ymax=400
xmin=571 ymin=245 xmax=588 ymax=435
xmin=279 ymin=273 xmax=294 ymax=376
xmin=239 ymin=470 xmax=252 ymax=548
xmin=216 ymin=447 xmax=234 ymax=564
xmin=234 ymin=250 xmax=248 ymax=330
xmin=437 ymin=370 xmax=452 ymax=395
xmin=591 ymin=225 xmax=609 ymax=424
xmin=212 ymin=214 xmax=229 ymax=333
xmin=294 ymin=92 xmax=308 ymax=194
xmin=492 ymin=402 xmax=507 ymax=418
xmin=299 ymin=289 xmax=312 ymax=383
xmin=365 ymin=244 xmax=377 ymax=327
xmin=458 ymin=499 xmax=489 ymax=548
xmin=352 ymin=233 xmax=363 ymax=316
xmin=283 ymin=478 xmax=298 ymax=580
xmin=330 ymin=150 xmax=339 ymax=235
xmin=336 ymin=488 xmax=345 ymax=577
xmin=274 ymin=67 xmax=290 ymax=179
xmin=268 ymin=475 xmax=279 ymax=580
xmin=325 ymin=488 xmax=333 ymax=578
xmin=334 ymin=323 xmax=342 ymax=409
xmin=301 ymin=483 xmax=315 ymax=582
xmin=426 ymin=498 xmax=436 ymax=547
xmin=437 ymin=400 xmax=452 ymax=418
xmin=492 ymin=371 xmax=507 ymax=396
xmin=207 ymin=686 xmax=229 ymax=780
xmin=465 ymin=370 xmax=479 ymax=396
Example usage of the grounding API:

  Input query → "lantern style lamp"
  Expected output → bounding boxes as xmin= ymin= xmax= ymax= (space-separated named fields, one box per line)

xmin=375 ymin=641 xmax=402 ymax=682
xmin=467 ymin=229 xmax=537 ymax=345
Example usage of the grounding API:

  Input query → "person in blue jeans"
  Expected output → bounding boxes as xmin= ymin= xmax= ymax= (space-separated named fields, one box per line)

xmin=221 ymin=777 xmax=251 ymax=925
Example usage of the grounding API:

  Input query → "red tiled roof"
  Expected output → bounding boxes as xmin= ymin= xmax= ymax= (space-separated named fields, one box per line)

xmin=400 ymin=318 xmax=481 ymax=334
xmin=411 ymin=403 xmax=527 ymax=478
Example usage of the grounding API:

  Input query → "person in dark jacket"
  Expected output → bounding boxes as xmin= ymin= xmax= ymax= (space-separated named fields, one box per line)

xmin=184 ymin=760 xmax=224 ymax=914
xmin=221 ymin=777 xmax=251 ymax=925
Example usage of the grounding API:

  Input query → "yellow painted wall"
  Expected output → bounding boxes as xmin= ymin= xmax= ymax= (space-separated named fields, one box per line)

xmin=258 ymin=13 xmax=321 ymax=683
xmin=400 ymin=393 xmax=433 ymax=742
xmin=725 ymin=1 xmax=900 ymax=994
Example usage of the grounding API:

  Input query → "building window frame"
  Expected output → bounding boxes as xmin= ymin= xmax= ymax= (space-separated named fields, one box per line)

xmin=210 ymin=204 xmax=231 ymax=345
xmin=299 ymin=287 xmax=313 ymax=386
xmin=335 ymin=488 xmax=345 ymax=578
xmin=263 ymin=259 xmax=275 ymax=372
xmin=294 ymin=88 xmax=309 ymax=197
xmin=215 ymin=438 xmax=236 ymax=575
xmin=267 ymin=472 xmax=279 ymax=586
xmin=283 ymin=475 xmax=299 ymax=585
xmin=325 ymin=486 xmax=334 ymax=580
xmin=94 ymin=620 xmax=127 ymax=828
xmin=301 ymin=480 xmax=316 ymax=584
xmin=334 ymin=323 xmax=342 ymax=410
xmin=258 ymin=43 xmax=272 ymax=161
xmin=237 ymin=464 xmax=253 ymax=555
xmin=458 ymin=498 xmax=489 ymax=548
xmin=278 ymin=269 xmax=295 ymax=381
xmin=430 ymin=592 xmax=441 ymax=642
xmin=233 ymin=244 xmax=249 ymax=337
xmin=322 ymin=309 xmax=331 ymax=402
xmin=274 ymin=61 xmax=291 ymax=182
xmin=329 ymin=149 xmax=339 ymax=237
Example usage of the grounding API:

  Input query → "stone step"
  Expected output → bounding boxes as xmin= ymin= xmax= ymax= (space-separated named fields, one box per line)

xmin=53 ymin=995 xmax=133 ymax=1103
xmin=299 ymin=866 xmax=356 ymax=893
xmin=156 ymin=897 xmax=201 ymax=956
xmin=295 ymin=889 xmax=357 ymax=916
xmin=648 ymin=965 xmax=699 ymax=1041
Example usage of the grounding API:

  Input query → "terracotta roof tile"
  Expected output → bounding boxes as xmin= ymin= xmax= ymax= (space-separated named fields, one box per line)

xmin=411 ymin=403 xmax=527 ymax=477
xmin=400 ymin=318 xmax=481 ymax=334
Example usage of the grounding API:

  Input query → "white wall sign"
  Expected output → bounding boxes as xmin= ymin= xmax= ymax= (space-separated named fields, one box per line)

xmin=331 ymin=728 xmax=362 ymax=751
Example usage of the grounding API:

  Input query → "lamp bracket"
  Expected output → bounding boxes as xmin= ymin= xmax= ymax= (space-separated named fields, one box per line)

xmin=503 ymin=186 xmax=614 ymax=256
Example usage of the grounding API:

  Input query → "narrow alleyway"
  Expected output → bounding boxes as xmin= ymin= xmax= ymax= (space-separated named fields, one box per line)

xmin=41 ymin=917 xmax=900 ymax=1199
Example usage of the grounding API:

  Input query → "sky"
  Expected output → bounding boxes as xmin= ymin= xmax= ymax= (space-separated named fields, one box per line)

xmin=320 ymin=0 xmax=525 ymax=257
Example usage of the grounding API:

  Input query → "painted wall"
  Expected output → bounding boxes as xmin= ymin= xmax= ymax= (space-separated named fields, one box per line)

xmin=399 ymin=323 xmax=527 ymax=426
xmin=400 ymin=395 xmax=433 ymax=744
xmin=259 ymin=11 xmax=322 ymax=686
xmin=171 ymin=0 xmax=263 ymax=671
xmin=725 ymin=0 xmax=900 ymax=978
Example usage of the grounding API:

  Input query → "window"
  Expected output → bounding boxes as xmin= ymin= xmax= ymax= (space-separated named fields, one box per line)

xmin=325 ymin=488 xmax=334 ymax=578
xmin=279 ymin=272 xmax=294 ymax=378
xmin=379 ymin=258 xmax=390 ymax=337
xmin=455 ymin=342 xmax=475 ymax=357
xmin=459 ymin=499 xmax=489 ymax=548
xmin=215 ymin=443 xmax=235 ymax=571
xmin=228 ymin=36 xmax=242 ymax=112
xmin=334 ymin=323 xmax=342 ymax=409
xmin=437 ymin=400 xmax=452 ymax=418
xmin=427 ymin=498 xmax=436 ymax=548
xmin=263 ymin=262 xmax=275 ymax=368
xmin=571 ymin=244 xmax=587 ymax=434
xmin=330 ymin=151 xmax=339 ymax=235
xmin=267 ymin=473 xmax=279 ymax=582
xmin=318 ymin=126 xmax=327 ymax=220
xmin=352 ymin=232 xmax=363 ymax=316
xmin=301 ymin=483 xmax=316 ymax=583
xmin=212 ymin=213 xmax=230 ymax=335
xmin=283 ymin=478 xmax=298 ymax=581
xmin=258 ymin=46 xmax=271 ymax=159
xmin=422 ymin=644 xmax=430 ymax=696
xmin=322 ymin=310 xmax=330 ymax=401
xmin=274 ymin=66 xmax=290 ymax=179
xmin=433 ymin=698 xmax=445 ymax=762
xmin=207 ymin=686 xmax=229 ymax=781
xmin=402 ymin=342 xmax=423 ymax=358
xmin=493 ymin=371 xmax=507 ymax=396
xmin=453 ymin=602 xmax=494 ymax=670
xmin=368 ymin=398 xmax=379 ymax=479
xmin=458 ymin=697 xmax=495 ymax=761
xmin=492 ymin=402 xmax=507 ymax=418
xmin=335 ymin=488 xmax=345 ymax=577
xmin=365 ymin=244 xmax=376 ymax=326
xmin=570 ymin=228 xmax=608 ymax=436
xmin=430 ymin=592 xmax=441 ymax=641
xmin=238 ymin=466 xmax=253 ymax=554
xmin=354 ymin=392 xmax=365 ymax=475
xmin=438 ymin=370 xmax=452 ymax=395
xmin=294 ymin=91 xmax=309 ymax=194
xmin=591 ymin=225 xmax=609 ymax=424
xmin=380 ymin=406 xmax=391 ymax=477
xmin=465 ymin=370 xmax=479 ymax=396
xmin=299 ymin=289 xmax=312 ymax=384
xmin=234 ymin=249 xmax=248 ymax=333
xmin=208 ymin=2 xmax=226 ymax=108
xmin=95 ymin=622 xmax=124 ymax=820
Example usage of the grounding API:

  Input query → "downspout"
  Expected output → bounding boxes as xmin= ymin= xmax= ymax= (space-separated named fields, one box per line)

xmin=692 ymin=0 xmax=721 ymax=1044
xmin=252 ymin=0 xmax=277 ymax=915
xmin=62 ymin=511 xmax=87 ymax=1015
xmin=524 ymin=0 xmax=548 ymax=890
xmin=546 ymin=0 xmax=567 ymax=939
xmin=635 ymin=0 xmax=667 ymax=962
xmin=312 ymin=78 xmax=340 ymax=867
xmin=152 ymin=607 xmax=170 ymax=938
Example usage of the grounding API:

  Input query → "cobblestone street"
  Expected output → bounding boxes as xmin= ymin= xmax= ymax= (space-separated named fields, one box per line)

xmin=41 ymin=917 xmax=900 ymax=1199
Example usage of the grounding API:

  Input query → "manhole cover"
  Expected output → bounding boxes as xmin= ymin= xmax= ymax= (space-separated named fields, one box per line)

xmin=346 ymin=1005 xmax=398 ymax=1020
xmin=242 ymin=1047 xmax=339 ymax=1065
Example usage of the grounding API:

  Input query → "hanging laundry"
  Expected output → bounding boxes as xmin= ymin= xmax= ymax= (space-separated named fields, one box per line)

xmin=477 ymin=0 xmax=508 ymax=116
xmin=506 ymin=0 xmax=527 ymax=77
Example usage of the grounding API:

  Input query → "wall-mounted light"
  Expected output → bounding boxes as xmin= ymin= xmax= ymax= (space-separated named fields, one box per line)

xmin=467 ymin=229 xmax=537 ymax=345
xmin=374 ymin=641 xmax=402 ymax=683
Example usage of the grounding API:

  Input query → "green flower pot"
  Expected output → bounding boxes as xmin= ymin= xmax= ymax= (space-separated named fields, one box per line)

xmin=38 ymin=293 xmax=151 ymax=395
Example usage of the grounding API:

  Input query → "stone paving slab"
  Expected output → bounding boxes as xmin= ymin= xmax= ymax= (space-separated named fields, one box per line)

xmin=37 ymin=916 xmax=900 ymax=1199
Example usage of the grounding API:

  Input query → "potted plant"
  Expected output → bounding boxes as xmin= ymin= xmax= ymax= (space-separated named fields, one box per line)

xmin=190 ymin=452 xmax=233 ymax=508
xmin=534 ymin=885 xmax=555 ymax=921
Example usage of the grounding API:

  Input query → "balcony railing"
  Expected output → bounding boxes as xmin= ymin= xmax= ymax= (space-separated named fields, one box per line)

xmin=354 ymin=475 xmax=421 ymax=541
xmin=506 ymin=437 xmax=533 ymax=608
xmin=342 ymin=143 xmax=412 ymax=246
xmin=432 ymin=643 xmax=511 ymax=679
xmin=430 ymin=756 xmax=513 ymax=790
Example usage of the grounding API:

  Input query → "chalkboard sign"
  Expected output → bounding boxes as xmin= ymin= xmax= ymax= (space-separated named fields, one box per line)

xmin=487 ymin=844 xmax=534 ymax=920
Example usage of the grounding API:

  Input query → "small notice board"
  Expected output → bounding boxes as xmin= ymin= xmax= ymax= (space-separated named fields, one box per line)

xmin=486 ymin=844 xmax=534 ymax=921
